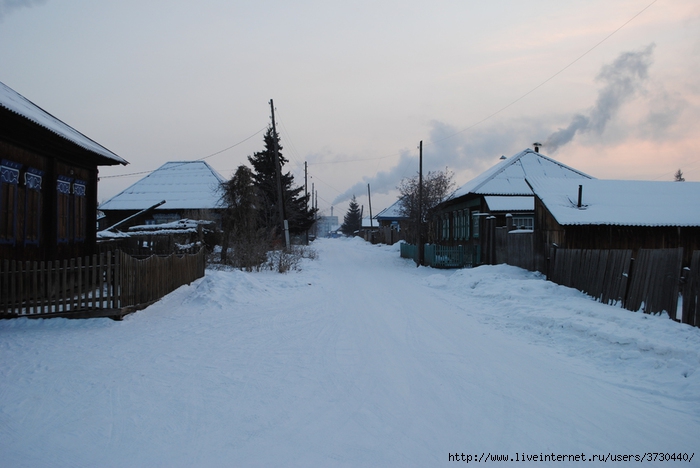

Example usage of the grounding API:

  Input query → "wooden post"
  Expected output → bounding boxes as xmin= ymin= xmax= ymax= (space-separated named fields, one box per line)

xmin=417 ymin=141 xmax=423 ymax=267
xmin=270 ymin=99 xmax=289 ymax=250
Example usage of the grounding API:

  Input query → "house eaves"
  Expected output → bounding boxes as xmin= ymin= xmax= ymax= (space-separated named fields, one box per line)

xmin=0 ymin=81 xmax=127 ymax=165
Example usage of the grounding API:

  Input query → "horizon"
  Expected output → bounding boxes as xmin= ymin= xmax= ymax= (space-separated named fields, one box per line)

xmin=1 ymin=0 xmax=698 ymax=217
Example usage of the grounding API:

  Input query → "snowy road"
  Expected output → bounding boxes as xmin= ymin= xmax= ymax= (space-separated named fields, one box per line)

xmin=1 ymin=238 xmax=699 ymax=467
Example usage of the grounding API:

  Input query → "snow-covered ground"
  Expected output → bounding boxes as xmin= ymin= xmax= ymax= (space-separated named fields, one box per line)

xmin=1 ymin=238 xmax=699 ymax=467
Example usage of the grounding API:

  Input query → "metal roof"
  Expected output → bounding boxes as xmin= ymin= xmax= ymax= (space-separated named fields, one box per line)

xmin=450 ymin=149 xmax=592 ymax=199
xmin=100 ymin=161 xmax=226 ymax=211
xmin=0 ymin=81 xmax=127 ymax=165
xmin=528 ymin=177 xmax=700 ymax=227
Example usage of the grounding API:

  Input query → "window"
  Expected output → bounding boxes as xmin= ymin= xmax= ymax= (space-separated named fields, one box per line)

xmin=472 ymin=211 xmax=480 ymax=238
xmin=454 ymin=211 xmax=459 ymax=240
xmin=57 ymin=176 xmax=72 ymax=243
xmin=512 ymin=216 xmax=534 ymax=230
xmin=73 ymin=180 xmax=86 ymax=242
xmin=456 ymin=210 xmax=465 ymax=240
xmin=0 ymin=160 xmax=21 ymax=245
xmin=24 ymin=168 xmax=43 ymax=245
xmin=465 ymin=209 xmax=470 ymax=240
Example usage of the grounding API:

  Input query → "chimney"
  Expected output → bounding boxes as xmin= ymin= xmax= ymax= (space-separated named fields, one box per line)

xmin=577 ymin=185 xmax=583 ymax=208
xmin=533 ymin=142 xmax=542 ymax=153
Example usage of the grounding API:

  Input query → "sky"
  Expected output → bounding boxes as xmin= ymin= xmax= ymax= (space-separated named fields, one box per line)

xmin=1 ymin=0 xmax=698 ymax=217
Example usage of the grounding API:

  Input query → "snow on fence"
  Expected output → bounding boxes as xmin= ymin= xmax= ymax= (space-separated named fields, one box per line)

xmin=118 ymin=249 xmax=206 ymax=308
xmin=1 ymin=249 xmax=206 ymax=319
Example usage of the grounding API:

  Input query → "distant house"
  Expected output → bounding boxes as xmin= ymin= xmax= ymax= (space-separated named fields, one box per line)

xmin=375 ymin=197 xmax=409 ymax=230
xmin=528 ymin=177 xmax=700 ymax=266
xmin=374 ymin=198 xmax=408 ymax=245
xmin=0 ymin=81 xmax=128 ymax=261
xmin=99 ymin=161 xmax=225 ymax=230
xmin=432 ymin=149 xmax=592 ymax=256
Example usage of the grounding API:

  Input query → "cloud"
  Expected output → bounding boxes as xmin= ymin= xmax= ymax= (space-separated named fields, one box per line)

xmin=332 ymin=118 xmax=549 ymax=205
xmin=332 ymin=150 xmax=416 ymax=205
xmin=544 ymin=44 xmax=656 ymax=152
xmin=0 ymin=0 xmax=48 ymax=21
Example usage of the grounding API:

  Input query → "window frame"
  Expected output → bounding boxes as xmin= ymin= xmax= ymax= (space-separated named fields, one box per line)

xmin=56 ymin=175 xmax=73 ymax=244
xmin=73 ymin=180 xmax=87 ymax=242
xmin=0 ymin=160 xmax=21 ymax=245
xmin=23 ymin=168 xmax=43 ymax=246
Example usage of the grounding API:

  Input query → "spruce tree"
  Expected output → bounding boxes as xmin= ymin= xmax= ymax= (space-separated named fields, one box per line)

xmin=340 ymin=195 xmax=362 ymax=236
xmin=220 ymin=165 xmax=267 ymax=268
xmin=247 ymin=128 xmax=315 ymax=237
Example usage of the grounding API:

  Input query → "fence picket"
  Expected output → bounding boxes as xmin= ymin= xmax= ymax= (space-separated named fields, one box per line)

xmin=2 ymin=248 xmax=205 ymax=317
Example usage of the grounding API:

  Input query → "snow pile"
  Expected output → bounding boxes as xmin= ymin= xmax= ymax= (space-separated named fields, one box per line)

xmin=0 ymin=237 xmax=698 ymax=466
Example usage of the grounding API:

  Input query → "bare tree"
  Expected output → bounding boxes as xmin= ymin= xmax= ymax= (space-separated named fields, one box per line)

xmin=397 ymin=168 xmax=455 ymax=244
xmin=674 ymin=169 xmax=685 ymax=182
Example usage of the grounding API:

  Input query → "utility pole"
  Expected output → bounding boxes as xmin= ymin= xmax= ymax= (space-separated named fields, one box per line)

xmin=270 ymin=99 xmax=289 ymax=250
xmin=367 ymin=184 xmax=374 ymax=228
xmin=305 ymin=161 xmax=309 ymax=245
xmin=417 ymin=140 xmax=423 ymax=267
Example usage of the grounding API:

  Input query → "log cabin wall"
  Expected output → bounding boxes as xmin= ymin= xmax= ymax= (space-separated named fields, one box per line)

xmin=0 ymin=139 xmax=99 ymax=262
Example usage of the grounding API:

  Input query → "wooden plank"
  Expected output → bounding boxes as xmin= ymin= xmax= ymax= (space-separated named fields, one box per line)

xmin=91 ymin=254 xmax=97 ymax=310
xmin=114 ymin=251 xmax=121 ymax=309
xmin=69 ymin=258 xmax=76 ymax=312
xmin=106 ymin=251 xmax=113 ymax=309
xmin=98 ymin=252 xmax=105 ymax=309
xmin=10 ymin=260 xmax=17 ymax=315
xmin=31 ymin=261 xmax=38 ymax=314
xmin=61 ymin=259 xmax=68 ymax=313
xmin=39 ymin=261 xmax=46 ymax=314
xmin=1 ymin=260 xmax=7 ymax=314
xmin=684 ymin=251 xmax=700 ymax=326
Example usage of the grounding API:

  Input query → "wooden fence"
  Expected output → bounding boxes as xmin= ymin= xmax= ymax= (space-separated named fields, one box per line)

xmin=1 ymin=248 xmax=206 ymax=319
xmin=681 ymin=250 xmax=700 ymax=327
xmin=424 ymin=244 xmax=473 ymax=269
xmin=118 ymin=249 xmax=206 ymax=308
xmin=400 ymin=243 xmax=474 ymax=268
xmin=549 ymin=248 xmax=632 ymax=306
xmin=549 ymin=248 xmax=697 ymax=323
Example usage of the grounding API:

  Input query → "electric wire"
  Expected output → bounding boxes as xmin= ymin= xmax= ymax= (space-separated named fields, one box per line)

xmin=101 ymin=126 xmax=268 ymax=179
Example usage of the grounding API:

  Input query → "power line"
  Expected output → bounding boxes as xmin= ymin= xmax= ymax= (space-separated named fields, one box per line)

xmin=102 ymin=126 xmax=268 ymax=179
xmin=434 ymin=0 xmax=658 ymax=143
xmin=302 ymin=1 xmax=659 ymax=171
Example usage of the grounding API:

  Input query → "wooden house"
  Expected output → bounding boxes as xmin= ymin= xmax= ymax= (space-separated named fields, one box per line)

xmin=528 ymin=177 xmax=700 ymax=267
xmin=374 ymin=197 xmax=408 ymax=244
xmin=0 ymin=81 xmax=128 ymax=262
xmin=99 ymin=161 xmax=226 ymax=230
xmin=432 ymin=149 xmax=592 ymax=257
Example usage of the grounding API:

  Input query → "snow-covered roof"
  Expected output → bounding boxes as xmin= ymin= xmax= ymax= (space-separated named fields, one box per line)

xmin=100 ymin=161 xmax=226 ymax=211
xmin=528 ymin=177 xmax=700 ymax=227
xmin=0 ymin=81 xmax=127 ymax=165
xmin=450 ymin=149 xmax=592 ymax=199
xmin=362 ymin=217 xmax=377 ymax=228
xmin=484 ymin=196 xmax=534 ymax=212
xmin=375 ymin=198 xmax=407 ymax=220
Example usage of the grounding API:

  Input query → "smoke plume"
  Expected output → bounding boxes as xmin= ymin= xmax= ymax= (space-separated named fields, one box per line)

xmin=332 ymin=120 xmax=538 ymax=205
xmin=0 ymin=0 xmax=48 ymax=21
xmin=544 ymin=44 xmax=655 ymax=153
